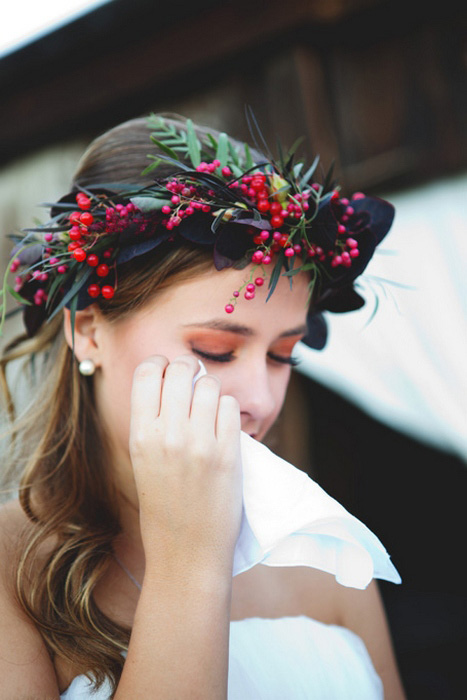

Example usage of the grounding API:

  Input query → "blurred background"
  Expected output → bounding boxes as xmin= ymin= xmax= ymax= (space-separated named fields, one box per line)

xmin=0 ymin=0 xmax=466 ymax=697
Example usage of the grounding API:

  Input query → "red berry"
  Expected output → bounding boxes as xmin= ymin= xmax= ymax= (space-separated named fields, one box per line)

xmin=270 ymin=214 xmax=284 ymax=228
xmin=73 ymin=248 xmax=86 ymax=262
xmin=101 ymin=285 xmax=115 ymax=299
xmin=257 ymin=200 xmax=270 ymax=212
xmin=77 ymin=195 xmax=91 ymax=210
xmin=87 ymin=254 xmax=99 ymax=267
xmin=80 ymin=212 xmax=94 ymax=226
xmin=69 ymin=226 xmax=82 ymax=241
xmin=69 ymin=211 xmax=81 ymax=223
xmin=87 ymin=284 xmax=100 ymax=298
xmin=96 ymin=264 xmax=109 ymax=277
xmin=251 ymin=177 xmax=264 ymax=191
xmin=270 ymin=202 xmax=282 ymax=215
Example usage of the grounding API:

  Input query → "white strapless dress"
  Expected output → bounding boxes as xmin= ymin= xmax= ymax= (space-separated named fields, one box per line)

xmin=61 ymin=615 xmax=383 ymax=699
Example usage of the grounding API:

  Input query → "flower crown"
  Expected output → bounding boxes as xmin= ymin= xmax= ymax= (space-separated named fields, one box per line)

xmin=1 ymin=114 xmax=395 ymax=348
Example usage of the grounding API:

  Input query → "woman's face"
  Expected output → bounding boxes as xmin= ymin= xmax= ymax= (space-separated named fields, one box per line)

xmin=91 ymin=264 xmax=310 ymax=480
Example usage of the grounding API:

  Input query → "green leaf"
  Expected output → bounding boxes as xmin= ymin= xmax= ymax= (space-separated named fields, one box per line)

xmin=228 ymin=140 xmax=240 ymax=166
xmin=69 ymin=293 xmax=78 ymax=352
xmin=266 ymin=256 xmax=284 ymax=302
xmin=186 ymin=119 xmax=201 ymax=168
xmin=216 ymin=133 xmax=229 ymax=169
xmin=299 ymin=154 xmax=320 ymax=187
xmin=141 ymin=159 xmax=162 ymax=176
xmin=211 ymin=208 xmax=227 ymax=234
xmin=230 ymin=163 xmax=243 ymax=178
xmin=244 ymin=143 xmax=254 ymax=170
xmin=130 ymin=196 xmax=171 ymax=212
xmin=293 ymin=162 xmax=304 ymax=178
xmin=48 ymin=267 xmax=92 ymax=323
xmin=6 ymin=284 xmax=31 ymax=305
xmin=206 ymin=133 xmax=218 ymax=151
xmin=150 ymin=137 xmax=180 ymax=161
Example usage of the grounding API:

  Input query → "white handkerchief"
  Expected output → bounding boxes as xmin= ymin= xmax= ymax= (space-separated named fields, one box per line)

xmin=194 ymin=360 xmax=400 ymax=590
xmin=234 ymin=432 xmax=401 ymax=589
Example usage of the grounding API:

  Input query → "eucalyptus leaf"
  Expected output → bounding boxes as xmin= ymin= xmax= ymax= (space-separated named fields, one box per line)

xmin=216 ymin=133 xmax=229 ymax=168
xmin=228 ymin=140 xmax=240 ymax=166
xmin=206 ymin=133 xmax=218 ymax=151
xmin=186 ymin=119 xmax=201 ymax=168
xmin=130 ymin=196 xmax=171 ymax=212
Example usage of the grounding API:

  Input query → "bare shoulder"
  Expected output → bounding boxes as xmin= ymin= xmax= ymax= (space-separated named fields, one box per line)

xmin=0 ymin=500 xmax=60 ymax=699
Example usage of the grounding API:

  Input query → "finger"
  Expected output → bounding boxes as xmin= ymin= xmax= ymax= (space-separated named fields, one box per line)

xmin=215 ymin=394 xmax=241 ymax=449
xmin=159 ymin=355 xmax=200 ymax=424
xmin=190 ymin=374 xmax=222 ymax=437
xmin=130 ymin=355 xmax=169 ymax=434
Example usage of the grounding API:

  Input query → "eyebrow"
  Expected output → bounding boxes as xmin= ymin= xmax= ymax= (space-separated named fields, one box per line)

xmin=182 ymin=320 xmax=308 ymax=338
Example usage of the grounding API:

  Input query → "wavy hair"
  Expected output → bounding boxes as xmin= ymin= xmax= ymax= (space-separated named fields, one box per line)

xmin=0 ymin=116 xmax=230 ymax=693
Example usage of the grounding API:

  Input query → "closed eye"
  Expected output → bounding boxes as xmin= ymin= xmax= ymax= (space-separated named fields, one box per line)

xmin=268 ymin=352 xmax=300 ymax=367
xmin=192 ymin=347 xmax=300 ymax=367
xmin=192 ymin=348 xmax=234 ymax=363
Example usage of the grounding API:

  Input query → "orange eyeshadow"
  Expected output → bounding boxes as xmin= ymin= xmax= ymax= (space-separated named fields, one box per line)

xmin=183 ymin=330 xmax=244 ymax=353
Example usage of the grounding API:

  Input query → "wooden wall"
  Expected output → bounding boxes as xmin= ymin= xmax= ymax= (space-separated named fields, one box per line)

xmin=1 ymin=0 xmax=466 ymax=193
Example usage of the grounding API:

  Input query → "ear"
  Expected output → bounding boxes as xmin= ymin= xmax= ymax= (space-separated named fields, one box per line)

xmin=63 ymin=304 xmax=103 ymax=366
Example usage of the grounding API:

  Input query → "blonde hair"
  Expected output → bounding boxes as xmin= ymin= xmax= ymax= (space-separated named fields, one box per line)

xmin=0 ymin=116 xmax=234 ymax=693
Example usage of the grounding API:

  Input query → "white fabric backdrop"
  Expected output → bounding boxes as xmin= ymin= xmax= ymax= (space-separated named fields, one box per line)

xmin=296 ymin=172 xmax=467 ymax=463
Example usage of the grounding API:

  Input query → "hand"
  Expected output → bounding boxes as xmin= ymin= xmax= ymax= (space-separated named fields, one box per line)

xmin=129 ymin=355 xmax=242 ymax=577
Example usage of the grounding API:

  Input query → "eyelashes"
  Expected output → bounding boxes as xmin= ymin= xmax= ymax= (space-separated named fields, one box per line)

xmin=192 ymin=347 xmax=300 ymax=367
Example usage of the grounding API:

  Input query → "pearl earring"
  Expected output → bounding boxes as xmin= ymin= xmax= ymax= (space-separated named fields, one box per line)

xmin=78 ymin=359 xmax=96 ymax=376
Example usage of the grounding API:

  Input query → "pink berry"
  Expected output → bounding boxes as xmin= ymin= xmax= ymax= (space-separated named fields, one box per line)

xmin=225 ymin=303 xmax=234 ymax=313
xmin=349 ymin=248 xmax=360 ymax=258
xmin=161 ymin=205 xmax=171 ymax=214
xmin=221 ymin=166 xmax=232 ymax=177
xmin=246 ymin=283 xmax=255 ymax=292
xmin=44 ymin=233 xmax=54 ymax=242
xmin=262 ymin=255 xmax=272 ymax=265
xmin=346 ymin=237 xmax=358 ymax=248
xmin=252 ymin=250 xmax=264 ymax=263
xmin=255 ymin=277 xmax=264 ymax=286
xmin=233 ymin=290 xmax=239 ymax=297
xmin=244 ymin=291 xmax=255 ymax=300
xmin=284 ymin=247 xmax=295 ymax=257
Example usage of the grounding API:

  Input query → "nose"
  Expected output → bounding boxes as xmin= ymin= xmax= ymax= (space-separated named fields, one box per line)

xmin=234 ymin=360 xmax=277 ymax=429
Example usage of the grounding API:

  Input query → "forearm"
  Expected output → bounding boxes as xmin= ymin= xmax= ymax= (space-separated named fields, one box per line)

xmin=114 ymin=566 xmax=233 ymax=699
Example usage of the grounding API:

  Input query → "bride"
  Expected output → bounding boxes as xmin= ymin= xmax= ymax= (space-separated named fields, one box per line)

xmin=0 ymin=114 xmax=406 ymax=698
